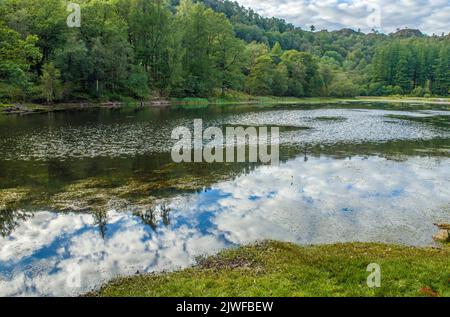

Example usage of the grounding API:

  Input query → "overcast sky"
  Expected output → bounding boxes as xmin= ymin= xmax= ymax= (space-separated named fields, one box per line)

xmin=235 ymin=0 xmax=450 ymax=35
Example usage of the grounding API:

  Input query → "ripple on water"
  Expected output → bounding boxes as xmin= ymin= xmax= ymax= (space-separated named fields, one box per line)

xmin=0 ymin=109 xmax=448 ymax=161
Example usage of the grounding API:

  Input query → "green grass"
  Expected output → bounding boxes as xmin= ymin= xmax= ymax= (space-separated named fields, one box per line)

xmin=170 ymin=94 xmax=359 ymax=106
xmin=2 ymin=95 xmax=449 ymax=113
xmin=92 ymin=241 xmax=450 ymax=297
xmin=170 ymin=95 xmax=450 ymax=107
xmin=355 ymin=96 xmax=450 ymax=104
xmin=0 ymin=103 xmax=47 ymax=111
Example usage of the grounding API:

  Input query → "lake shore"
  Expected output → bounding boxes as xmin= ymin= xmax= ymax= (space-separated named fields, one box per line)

xmin=89 ymin=240 xmax=450 ymax=297
xmin=2 ymin=96 xmax=450 ymax=115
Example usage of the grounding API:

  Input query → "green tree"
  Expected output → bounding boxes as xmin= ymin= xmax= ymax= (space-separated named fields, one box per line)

xmin=270 ymin=42 xmax=283 ymax=64
xmin=207 ymin=10 xmax=247 ymax=95
xmin=271 ymin=63 xmax=289 ymax=96
xmin=318 ymin=58 xmax=337 ymax=96
xmin=128 ymin=0 xmax=174 ymax=95
xmin=0 ymin=21 xmax=41 ymax=100
xmin=176 ymin=0 xmax=215 ymax=96
xmin=281 ymin=50 xmax=308 ymax=97
xmin=246 ymin=54 xmax=276 ymax=95
xmin=40 ymin=63 xmax=62 ymax=102
xmin=53 ymin=32 xmax=91 ymax=99
xmin=434 ymin=45 xmax=450 ymax=95
xmin=82 ymin=0 xmax=138 ymax=99
xmin=328 ymin=73 xmax=359 ymax=97
xmin=1 ymin=0 xmax=66 ymax=64
xmin=394 ymin=46 xmax=413 ymax=92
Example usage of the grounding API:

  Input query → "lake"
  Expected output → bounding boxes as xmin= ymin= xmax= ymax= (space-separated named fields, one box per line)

xmin=0 ymin=103 xmax=449 ymax=296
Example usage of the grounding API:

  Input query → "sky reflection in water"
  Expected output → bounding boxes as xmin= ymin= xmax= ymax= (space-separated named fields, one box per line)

xmin=1 ymin=155 xmax=450 ymax=296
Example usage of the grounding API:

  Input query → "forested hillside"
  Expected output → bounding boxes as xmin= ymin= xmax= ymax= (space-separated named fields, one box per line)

xmin=0 ymin=0 xmax=449 ymax=103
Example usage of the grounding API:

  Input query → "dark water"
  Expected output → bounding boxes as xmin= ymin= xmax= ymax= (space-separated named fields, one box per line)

xmin=0 ymin=103 xmax=449 ymax=296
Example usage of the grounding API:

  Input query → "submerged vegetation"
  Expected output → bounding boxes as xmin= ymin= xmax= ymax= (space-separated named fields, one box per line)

xmin=92 ymin=241 xmax=450 ymax=297
xmin=385 ymin=114 xmax=450 ymax=129
xmin=0 ymin=0 xmax=449 ymax=104
xmin=0 ymin=161 xmax=240 ymax=215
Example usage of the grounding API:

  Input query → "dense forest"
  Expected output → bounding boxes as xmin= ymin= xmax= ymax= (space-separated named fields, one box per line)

xmin=0 ymin=0 xmax=449 ymax=103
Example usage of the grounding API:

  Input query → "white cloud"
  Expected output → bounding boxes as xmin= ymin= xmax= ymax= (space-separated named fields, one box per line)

xmin=236 ymin=0 xmax=450 ymax=34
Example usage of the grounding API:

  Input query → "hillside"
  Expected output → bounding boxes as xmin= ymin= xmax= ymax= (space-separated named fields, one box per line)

xmin=0 ymin=0 xmax=448 ymax=103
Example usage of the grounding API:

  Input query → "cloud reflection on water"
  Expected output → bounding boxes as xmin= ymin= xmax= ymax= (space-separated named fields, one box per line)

xmin=1 ymin=155 xmax=449 ymax=296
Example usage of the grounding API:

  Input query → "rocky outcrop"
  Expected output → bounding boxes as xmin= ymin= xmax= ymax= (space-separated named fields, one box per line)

xmin=1 ymin=104 xmax=33 ymax=114
xmin=391 ymin=29 xmax=424 ymax=38
xmin=433 ymin=223 xmax=450 ymax=242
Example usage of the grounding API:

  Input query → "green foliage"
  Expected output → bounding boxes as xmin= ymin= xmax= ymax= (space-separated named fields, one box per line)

xmin=411 ymin=86 xmax=425 ymax=97
xmin=245 ymin=54 xmax=276 ymax=95
xmin=323 ymin=50 xmax=344 ymax=65
xmin=271 ymin=63 xmax=289 ymax=96
xmin=128 ymin=0 xmax=175 ymax=95
xmin=0 ymin=21 xmax=41 ymax=101
xmin=434 ymin=45 xmax=450 ymax=96
xmin=281 ymin=51 xmax=307 ymax=97
xmin=371 ymin=39 xmax=449 ymax=96
xmin=39 ymin=63 xmax=63 ymax=102
xmin=328 ymin=73 xmax=360 ymax=97
xmin=0 ymin=0 xmax=448 ymax=102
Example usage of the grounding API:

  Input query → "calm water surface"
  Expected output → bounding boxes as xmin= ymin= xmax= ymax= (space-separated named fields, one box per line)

xmin=0 ymin=103 xmax=449 ymax=296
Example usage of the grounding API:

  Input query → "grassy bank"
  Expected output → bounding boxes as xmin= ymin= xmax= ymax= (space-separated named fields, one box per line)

xmin=172 ymin=95 xmax=450 ymax=106
xmin=92 ymin=241 xmax=450 ymax=297
xmin=2 ymin=96 xmax=450 ymax=114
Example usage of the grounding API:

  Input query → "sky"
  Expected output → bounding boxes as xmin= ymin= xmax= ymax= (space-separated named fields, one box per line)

xmin=235 ymin=0 xmax=450 ymax=35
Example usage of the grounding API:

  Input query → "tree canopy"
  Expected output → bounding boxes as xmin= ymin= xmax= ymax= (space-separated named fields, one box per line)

xmin=0 ymin=0 xmax=448 ymax=102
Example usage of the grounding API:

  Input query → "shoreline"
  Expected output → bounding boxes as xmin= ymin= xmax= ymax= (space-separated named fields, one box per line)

xmin=1 ymin=96 xmax=450 ymax=115
xmin=89 ymin=240 xmax=450 ymax=297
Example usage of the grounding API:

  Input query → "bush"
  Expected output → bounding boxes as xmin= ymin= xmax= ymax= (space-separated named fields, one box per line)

xmin=0 ymin=83 xmax=25 ymax=102
xmin=39 ymin=63 xmax=63 ymax=103
xmin=411 ymin=86 xmax=425 ymax=97
xmin=391 ymin=86 xmax=403 ymax=95
xmin=328 ymin=74 xmax=360 ymax=97
xmin=368 ymin=83 xmax=385 ymax=96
